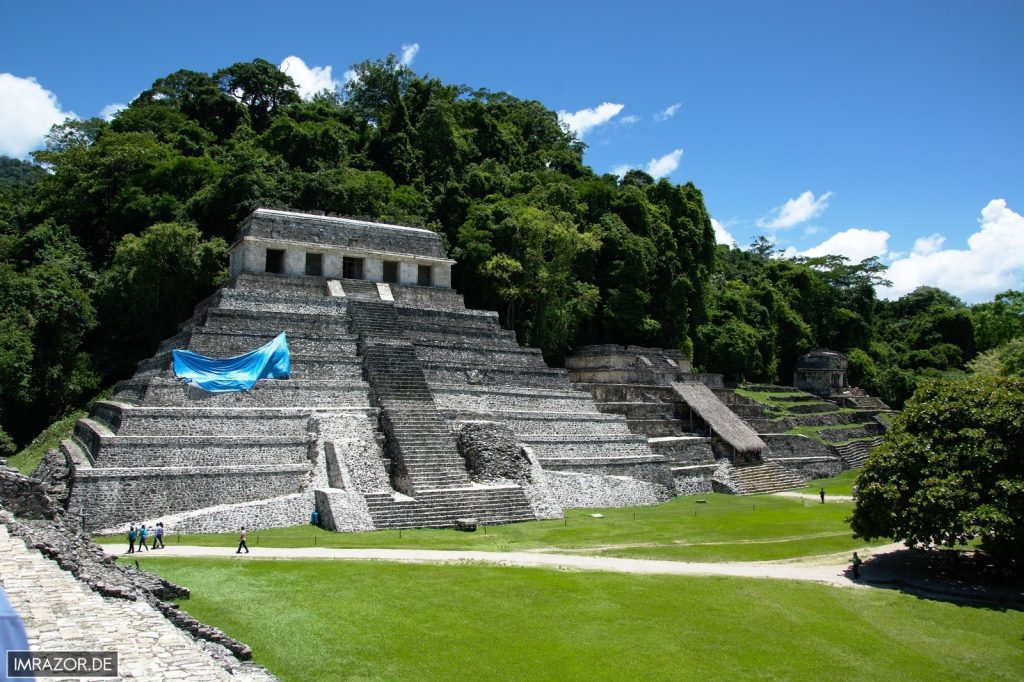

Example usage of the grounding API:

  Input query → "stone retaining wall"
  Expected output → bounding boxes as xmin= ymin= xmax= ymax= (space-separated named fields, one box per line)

xmin=771 ymin=457 xmax=842 ymax=480
xmin=539 ymin=458 xmax=676 ymax=492
xmin=545 ymin=470 xmax=671 ymax=508
xmin=70 ymin=465 xmax=309 ymax=531
xmin=761 ymin=433 xmax=836 ymax=460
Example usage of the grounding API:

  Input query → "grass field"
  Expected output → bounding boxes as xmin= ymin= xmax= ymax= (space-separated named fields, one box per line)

xmin=798 ymin=468 xmax=863 ymax=496
xmin=98 ymin=493 xmax=878 ymax=562
xmin=135 ymin=557 xmax=1024 ymax=681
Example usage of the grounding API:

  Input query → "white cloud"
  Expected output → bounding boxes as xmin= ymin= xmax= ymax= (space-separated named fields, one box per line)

xmin=279 ymin=56 xmax=342 ymax=99
xmin=712 ymin=218 xmax=737 ymax=247
xmin=558 ymin=102 xmax=624 ymax=137
xmin=400 ymin=43 xmax=420 ymax=67
xmin=879 ymin=199 xmax=1024 ymax=302
xmin=610 ymin=147 xmax=684 ymax=179
xmin=0 ymin=73 xmax=76 ymax=158
xmin=619 ymin=114 xmax=640 ymax=125
xmin=646 ymin=148 xmax=683 ymax=178
xmin=655 ymin=102 xmax=681 ymax=121
xmin=911 ymin=233 xmax=945 ymax=256
xmin=758 ymin=190 xmax=833 ymax=230
xmin=99 ymin=103 xmax=127 ymax=121
xmin=799 ymin=228 xmax=891 ymax=262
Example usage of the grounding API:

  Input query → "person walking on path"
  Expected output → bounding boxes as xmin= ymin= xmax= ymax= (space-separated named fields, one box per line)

xmin=820 ymin=488 xmax=826 ymax=504
xmin=236 ymin=527 xmax=249 ymax=554
xmin=127 ymin=525 xmax=136 ymax=554
xmin=154 ymin=522 xmax=165 ymax=549
xmin=850 ymin=551 xmax=863 ymax=580
xmin=138 ymin=524 xmax=150 ymax=551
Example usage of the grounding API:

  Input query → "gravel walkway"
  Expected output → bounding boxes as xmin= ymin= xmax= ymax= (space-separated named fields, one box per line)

xmin=106 ymin=543 xmax=901 ymax=588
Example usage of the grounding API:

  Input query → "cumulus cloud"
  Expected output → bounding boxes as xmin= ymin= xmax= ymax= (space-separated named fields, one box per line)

xmin=558 ymin=102 xmax=624 ymax=137
xmin=279 ymin=56 xmax=342 ymax=99
xmin=799 ymin=228 xmax=891 ymax=262
xmin=0 ymin=73 xmax=76 ymax=158
xmin=757 ymin=190 xmax=833 ymax=230
xmin=610 ymin=148 xmax=684 ymax=179
xmin=911 ymin=233 xmax=945 ymax=256
xmin=712 ymin=218 xmax=737 ymax=247
xmin=400 ymin=43 xmax=420 ymax=66
xmin=879 ymin=199 xmax=1024 ymax=302
xmin=655 ymin=102 xmax=681 ymax=121
xmin=99 ymin=103 xmax=127 ymax=121
xmin=646 ymin=148 xmax=683 ymax=178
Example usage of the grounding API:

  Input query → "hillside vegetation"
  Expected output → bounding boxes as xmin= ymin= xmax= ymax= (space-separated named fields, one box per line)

xmin=2 ymin=56 xmax=1022 ymax=453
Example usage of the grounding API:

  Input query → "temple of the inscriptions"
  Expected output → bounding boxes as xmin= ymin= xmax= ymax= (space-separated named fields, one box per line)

xmin=62 ymin=208 xmax=859 ymax=533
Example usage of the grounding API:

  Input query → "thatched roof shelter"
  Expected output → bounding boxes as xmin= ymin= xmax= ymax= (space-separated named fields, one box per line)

xmin=672 ymin=382 xmax=766 ymax=454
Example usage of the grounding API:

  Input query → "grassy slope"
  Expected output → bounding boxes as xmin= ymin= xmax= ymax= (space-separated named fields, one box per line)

xmin=798 ymin=468 xmax=862 ymax=496
xmin=6 ymin=388 xmax=111 ymax=475
xmin=99 ymin=494 xmax=878 ymax=562
xmin=735 ymin=387 xmax=879 ymax=445
xmin=5 ymin=409 xmax=85 ymax=475
xmin=138 ymin=557 xmax=1024 ymax=682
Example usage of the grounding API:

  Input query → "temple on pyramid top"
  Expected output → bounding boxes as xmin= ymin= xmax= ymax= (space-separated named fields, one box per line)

xmin=228 ymin=208 xmax=454 ymax=288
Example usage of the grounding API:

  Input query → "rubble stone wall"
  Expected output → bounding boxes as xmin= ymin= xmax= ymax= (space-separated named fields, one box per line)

xmin=69 ymin=466 xmax=308 ymax=531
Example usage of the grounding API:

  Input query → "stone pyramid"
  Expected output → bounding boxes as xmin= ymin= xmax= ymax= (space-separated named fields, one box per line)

xmin=64 ymin=209 xmax=674 ymax=533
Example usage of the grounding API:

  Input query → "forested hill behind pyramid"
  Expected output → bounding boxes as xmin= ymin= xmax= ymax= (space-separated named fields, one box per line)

xmin=1 ymin=57 xmax=1013 ymax=455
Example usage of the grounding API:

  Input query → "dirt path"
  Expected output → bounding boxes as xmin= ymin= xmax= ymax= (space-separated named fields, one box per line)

xmin=106 ymin=542 xmax=902 ymax=587
xmin=774 ymin=491 xmax=855 ymax=502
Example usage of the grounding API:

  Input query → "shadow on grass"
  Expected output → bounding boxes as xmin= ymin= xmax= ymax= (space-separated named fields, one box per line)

xmin=855 ymin=547 xmax=1024 ymax=612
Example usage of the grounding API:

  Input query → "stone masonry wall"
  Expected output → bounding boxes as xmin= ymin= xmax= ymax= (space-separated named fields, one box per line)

xmin=70 ymin=466 xmax=308 ymax=531
xmin=545 ymin=471 xmax=671 ymax=508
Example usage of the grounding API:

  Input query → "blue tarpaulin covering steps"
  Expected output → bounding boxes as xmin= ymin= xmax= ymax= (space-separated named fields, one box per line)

xmin=173 ymin=332 xmax=291 ymax=392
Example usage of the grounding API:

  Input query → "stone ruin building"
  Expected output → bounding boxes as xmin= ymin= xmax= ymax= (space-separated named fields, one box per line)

xmin=56 ymin=209 xmax=875 ymax=534
xmin=793 ymin=349 xmax=891 ymax=410
xmin=793 ymin=349 xmax=849 ymax=397
xmin=63 ymin=209 xmax=674 ymax=533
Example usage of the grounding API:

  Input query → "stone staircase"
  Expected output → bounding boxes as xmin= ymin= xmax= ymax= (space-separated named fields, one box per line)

xmin=718 ymin=460 xmax=805 ymax=495
xmin=349 ymin=300 xmax=473 ymax=493
xmin=832 ymin=436 xmax=883 ymax=468
xmin=833 ymin=395 xmax=891 ymax=411
xmin=363 ymin=486 xmax=536 ymax=528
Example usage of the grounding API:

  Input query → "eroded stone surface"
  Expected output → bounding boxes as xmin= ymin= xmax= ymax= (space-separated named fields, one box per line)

xmin=0 ymin=523 xmax=274 ymax=681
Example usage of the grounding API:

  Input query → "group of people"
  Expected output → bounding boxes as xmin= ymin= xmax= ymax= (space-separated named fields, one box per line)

xmin=126 ymin=522 xmax=166 ymax=553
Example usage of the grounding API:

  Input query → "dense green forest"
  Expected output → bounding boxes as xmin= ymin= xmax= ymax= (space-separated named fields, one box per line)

xmin=1 ymin=57 xmax=1022 ymax=453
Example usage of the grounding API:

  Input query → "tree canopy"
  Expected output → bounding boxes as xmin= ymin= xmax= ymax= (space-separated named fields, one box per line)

xmin=850 ymin=376 xmax=1024 ymax=563
xmin=0 ymin=55 xmax=1020 ymax=450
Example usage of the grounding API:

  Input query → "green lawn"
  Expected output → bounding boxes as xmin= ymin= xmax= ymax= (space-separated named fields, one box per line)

xmin=135 ymin=557 xmax=1024 ymax=681
xmin=799 ymin=468 xmax=863 ymax=496
xmin=99 ymin=493 xmax=879 ymax=562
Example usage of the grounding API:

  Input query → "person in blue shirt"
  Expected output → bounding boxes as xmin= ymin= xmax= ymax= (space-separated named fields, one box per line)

xmin=1 ymin=584 xmax=31 ymax=682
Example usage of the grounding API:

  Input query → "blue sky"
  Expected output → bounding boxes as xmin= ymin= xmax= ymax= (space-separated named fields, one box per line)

xmin=2 ymin=0 xmax=1022 ymax=302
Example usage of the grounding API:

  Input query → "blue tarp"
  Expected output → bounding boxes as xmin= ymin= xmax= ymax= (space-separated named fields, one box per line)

xmin=173 ymin=332 xmax=291 ymax=392
xmin=0 ymin=584 xmax=31 ymax=682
